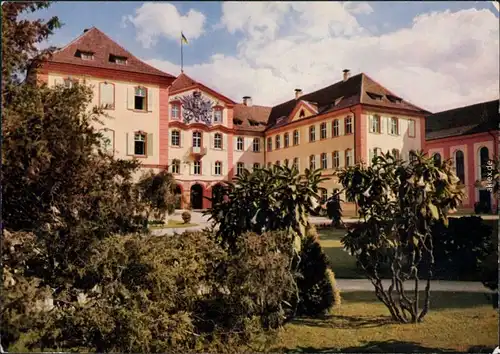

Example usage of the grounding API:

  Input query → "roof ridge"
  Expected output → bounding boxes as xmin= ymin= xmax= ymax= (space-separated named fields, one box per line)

xmin=431 ymin=99 xmax=499 ymax=115
xmin=53 ymin=26 xmax=96 ymax=54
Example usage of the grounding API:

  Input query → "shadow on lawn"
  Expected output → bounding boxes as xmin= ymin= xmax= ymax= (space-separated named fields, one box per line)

xmin=340 ymin=291 xmax=492 ymax=309
xmin=284 ymin=340 xmax=494 ymax=353
xmin=292 ymin=314 xmax=394 ymax=329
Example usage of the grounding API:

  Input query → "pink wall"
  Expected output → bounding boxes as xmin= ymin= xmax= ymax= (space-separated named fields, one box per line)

xmin=425 ymin=131 xmax=497 ymax=210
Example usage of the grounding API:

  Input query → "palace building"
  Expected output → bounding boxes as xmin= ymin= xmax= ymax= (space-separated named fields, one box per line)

xmin=39 ymin=27 xmax=431 ymax=213
xmin=425 ymin=99 xmax=499 ymax=213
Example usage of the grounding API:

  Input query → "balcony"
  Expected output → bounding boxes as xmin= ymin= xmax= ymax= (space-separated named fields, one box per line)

xmin=189 ymin=146 xmax=207 ymax=157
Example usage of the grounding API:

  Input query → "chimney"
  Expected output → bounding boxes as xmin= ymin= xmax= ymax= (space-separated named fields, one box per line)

xmin=243 ymin=96 xmax=252 ymax=107
xmin=83 ymin=28 xmax=89 ymax=33
xmin=295 ymin=89 xmax=303 ymax=99
xmin=343 ymin=69 xmax=350 ymax=82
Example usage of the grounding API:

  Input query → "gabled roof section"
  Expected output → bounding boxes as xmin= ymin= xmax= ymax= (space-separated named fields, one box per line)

xmin=289 ymin=100 xmax=319 ymax=122
xmin=233 ymin=104 xmax=272 ymax=133
xmin=266 ymin=73 xmax=430 ymax=130
xmin=169 ymin=72 xmax=236 ymax=105
xmin=426 ymin=99 xmax=499 ymax=141
xmin=49 ymin=27 xmax=175 ymax=78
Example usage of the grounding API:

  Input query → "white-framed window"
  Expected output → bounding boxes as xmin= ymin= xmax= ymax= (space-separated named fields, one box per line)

xmin=99 ymin=82 xmax=115 ymax=109
xmin=171 ymin=130 xmax=180 ymax=147
xmin=408 ymin=119 xmax=416 ymax=137
xmin=267 ymin=137 xmax=272 ymax=151
xmin=370 ymin=115 xmax=381 ymax=133
xmin=309 ymin=126 xmax=316 ymax=142
xmin=293 ymin=130 xmax=299 ymax=145
xmin=345 ymin=116 xmax=353 ymax=134
xmin=192 ymin=131 xmax=202 ymax=147
xmin=214 ymin=108 xmax=223 ymax=123
xmin=333 ymin=119 xmax=339 ymax=137
xmin=389 ymin=117 xmax=399 ymax=135
xmin=214 ymin=161 xmax=222 ymax=175
xmin=252 ymin=138 xmax=260 ymax=152
xmin=320 ymin=122 xmax=327 ymax=139
xmin=236 ymin=137 xmax=244 ymax=151
xmin=134 ymin=86 xmax=147 ymax=111
xmin=332 ymin=151 xmax=340 ymax=168
xmin=214 ymin=133 xmax=223 ymax=149
xmin=321 ymin=153 xmax=328 ymax=169
xmin=134 ymin=132 xmax=146 ymax=156
xmin=171 ymin=104 xmax=180 ymax=119
xmin=309 ymin=155 xmax=316 ymax=169
xmin=236 ymin=162 xmax=245 ymax=176
xmin=193 ymin=161 xmax=201 ymax=175
xmin=284 ymin=133 xmax=289 ymax=147
xmin=275 ymin=135 xmax=281 ymax=149
xmin=345 ymin=149 xmax=353 ymax=167
xmin=171 ymin=159 xmax=180 ymax=174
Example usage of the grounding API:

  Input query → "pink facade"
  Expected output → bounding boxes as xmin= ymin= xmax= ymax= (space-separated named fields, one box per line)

xmin=425 ymin=131 xmax=498 ymax=211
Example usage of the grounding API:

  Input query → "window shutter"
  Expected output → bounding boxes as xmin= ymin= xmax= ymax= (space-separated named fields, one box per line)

xmin=387 ymin=118 xmax=391 ymax=134
xmin=380 ymin=117 xmax=384 ymax=133
xmin=147 ymin=88 xmax=154 ymax=112
xmin=179 ymin=130 xmax=184 ymax=148
xmin=127 ymin=87 xmax=134 ymax=110
xmin=339 ymin=151 xmax=345 ymax=168
xmin=368 ymin=116 xmax=373 ymax=133
xmin=210 ymin=162 xmax=214 ymax=176
xmin=127 ymin=133 xmax=135 ymax=155
xmin=209 ymin=133 xmax=214 ymax=149
xmin=147 ymin=133 xmax=154 ymax=157
xmin=326 ymin=153 xmax=331 ymax=169
xmin=168 ymin=130 xmax=172 ymax=146
xmin=339 ymin=119 xmax=344 ymax=136
xmin=223 ymin=134 xmax=228 ymax=151
xmin=369 ymin=149 xmax=374 ymax=164
xmin=100 ymin=83 xmax=114 ymax=107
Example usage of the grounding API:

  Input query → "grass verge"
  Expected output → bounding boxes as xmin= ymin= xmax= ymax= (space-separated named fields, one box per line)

xmin=271 ymin=291 xmax=497 ymax=353
xmin=149 ymin=219 xmax=198 ymax=229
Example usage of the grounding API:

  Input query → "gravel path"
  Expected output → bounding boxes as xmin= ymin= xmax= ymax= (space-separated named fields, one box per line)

xmin=336 ymin=279 xmax=492 ymax=293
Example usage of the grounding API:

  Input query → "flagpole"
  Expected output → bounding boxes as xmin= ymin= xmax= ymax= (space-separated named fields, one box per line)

xmin=180 ymin=33 xmax=184 ymax=73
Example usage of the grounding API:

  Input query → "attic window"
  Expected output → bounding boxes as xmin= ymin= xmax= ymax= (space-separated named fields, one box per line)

xmin=299 ymin=110 xmax=305 ymax=118
xmin=277 ymin=116 xmax=287 ymax=124
xmin=109 ymin=54 xmax=127 ymax=65
xmin=248 ymin=119 xmax=259 ymax=126
xmin=75 ymin=50 xmax=94 ymax=60
xmin=386 ymin=94 xmax=402 ymax=103
xmin=334 ymin=96 xmax=344 ymax=106
xmin=367 ymin=92 xmax=383 ymax=100
xmin=233 ymin=118 xmax=243 ymax=125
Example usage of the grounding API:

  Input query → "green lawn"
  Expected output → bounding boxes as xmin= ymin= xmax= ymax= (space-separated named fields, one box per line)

xmin=149 ymin=219 xmax=198 ymax=229
xmin=271 ymin=291 xmax=498 ymax=353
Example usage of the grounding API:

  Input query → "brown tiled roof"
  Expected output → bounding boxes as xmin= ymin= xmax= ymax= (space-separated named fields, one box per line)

xmin=169 ymin=72 xmax=236 ymax=105
xmin=266 ymin=73 xmax=430 ymax=130
xmin=233 ymin=104 xmax=272 ymax=132
xmin=169 ymin=72 xmax=198 ymax=92
xmin=426 ymin=99 xmax=499 ymax=141
xmin=49 ymin=27 xmax=175 ymax=78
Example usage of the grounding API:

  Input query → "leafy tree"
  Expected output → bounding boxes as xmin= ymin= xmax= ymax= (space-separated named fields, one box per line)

xmin=337 ymin=151 xmax=463 ymax=323
xmin=326 ymin=190 xmax=344 ymax=228
xmin=205 ymin=164 xmax=327 ymax=252
xmin=136 ymin=170 xmax=177 ymax=221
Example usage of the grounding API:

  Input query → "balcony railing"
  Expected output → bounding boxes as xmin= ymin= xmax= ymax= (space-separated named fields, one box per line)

xmin=189 ymin=146 xmax=207 ymax=157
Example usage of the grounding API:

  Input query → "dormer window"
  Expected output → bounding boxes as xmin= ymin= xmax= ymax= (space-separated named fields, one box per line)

xmin=277 ymin=116 xmax=287 ymax=124
xmin=109 ymin=54 xmax=127 ymax=65
xmin=299 ymin=109 xmax=305 ymax=118
xmin=248 ymin=119 xmax=259 ymax=127
xmin=334 ymin=96 xmax=344 ymax=106
xmin=367 ymin=92 xmax=383 ymax=100
xmin=233 ymin=118 xmax=243 ymax=126
xmin=75 ymin=50 xmax=94 ymax=60
xmin=386 ymin=94 xmax=402 ymax=103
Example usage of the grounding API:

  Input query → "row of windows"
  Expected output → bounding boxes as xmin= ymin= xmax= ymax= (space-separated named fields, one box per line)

xmin=433 ymin=146 xmax=491 ymax=184
xmin=266 ymin=150 xmax=355 ymax=170
xmin=266 ymin=117 xmax=353 ymax=152
xmin=171 ymin=130 xmax=261 ymax=152
xmin=169 ymin=159 xmax=259 ymax=176
xmin=369 ymin=115 xmax=416 ymax=137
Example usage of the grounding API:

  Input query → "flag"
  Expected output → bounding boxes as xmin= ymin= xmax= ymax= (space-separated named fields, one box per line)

xmin=181 ymin=32 xmax=188 ymax=45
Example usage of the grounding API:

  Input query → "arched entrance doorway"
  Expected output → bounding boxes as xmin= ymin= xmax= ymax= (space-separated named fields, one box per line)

xmin=211 ymin=183 xmax=225 ymax=206
xmin=190 ymin=184 xmax=203 ymax=210
xmin=173 ymin=185 xmax=182 ymax=209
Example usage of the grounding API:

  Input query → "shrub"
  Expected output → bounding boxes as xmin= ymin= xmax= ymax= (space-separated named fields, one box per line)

xmin=182 ymin=211 xmax=192 ymax=224
xmin=295 ymin=227 xmax=341 ymax=316
xmin=338 ymin=151 xmax=464 ymax=323
xmin=431 ymin=216 xmax=493 ymax=280
xmin=136 ymin=170 xmax=178 ymax=221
